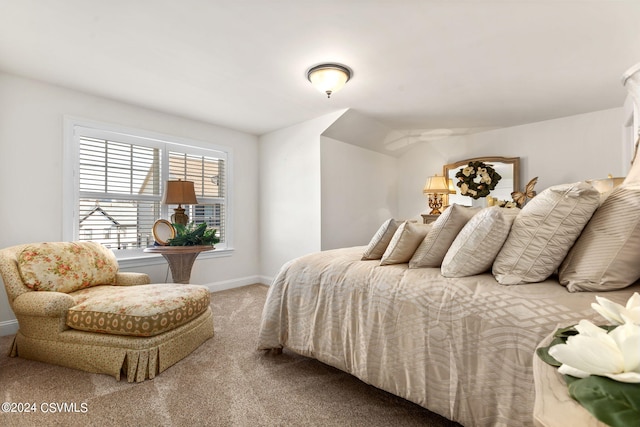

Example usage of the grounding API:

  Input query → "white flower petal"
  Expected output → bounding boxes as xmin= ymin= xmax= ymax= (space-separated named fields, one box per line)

xmin=622 ymin=310 xmax=640 ymax=325
xmin=626 ymin=292 xmax=640 ymax=310
xmin=549 ymin=335 xmax=624 ymax=376
xmin=591 ymin=296 xmax=625 ymax=325
xmin=557 ymin=364 xmax=591 ymax=378
xmin=591 ymin=301 xmax=624 ymax=325
xmin=605 ymin=372 xmax=640 ymax=383
xmin=609 ymin=323 xmax=640 ymax=373
xmin=574 ymin=319 xmax=609 ymax=338
xmin=624 ymin=293 xmax=640 ymax=325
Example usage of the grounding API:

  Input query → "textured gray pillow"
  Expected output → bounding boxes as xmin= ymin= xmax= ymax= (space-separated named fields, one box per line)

xmin=559 ymin=184 xmax=640 ymax=292
xmin=362 ymin=218 xmax=402 ymax=260
xmin=441 ymin=207 xmax=520 ymax=278
xmin=492 ymin=182 xmax=600 ymax=285
xmin=409 ymin=204 xmax=480 ymax=268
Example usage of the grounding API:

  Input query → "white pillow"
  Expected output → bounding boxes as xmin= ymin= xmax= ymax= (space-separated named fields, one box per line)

xmin=409 ymin=204 xmax=480 ymax=268
xmin=559 ymin=184 xmax=640 ymax=292
xmin=441 ymin=207 xmax=520 ymax=278
xmin=380 ymin=222 xmax=433 ymax=265
xmin=492 ymin=182 xmax=600 ymax=285
xmin=361 ymin=218 xmax=402 ymax=260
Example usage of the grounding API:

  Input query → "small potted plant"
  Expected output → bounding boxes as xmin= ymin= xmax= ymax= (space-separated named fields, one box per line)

xmin=168 ymin=222 xmax=220 ymax=247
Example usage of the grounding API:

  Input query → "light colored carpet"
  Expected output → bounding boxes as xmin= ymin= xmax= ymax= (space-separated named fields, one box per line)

xmin=0 ymin=284 xmax=460 ymax=427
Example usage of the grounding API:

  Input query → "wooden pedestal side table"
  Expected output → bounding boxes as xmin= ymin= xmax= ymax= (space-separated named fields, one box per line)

xmin=143 ymin=245 xmax=213 ymax=284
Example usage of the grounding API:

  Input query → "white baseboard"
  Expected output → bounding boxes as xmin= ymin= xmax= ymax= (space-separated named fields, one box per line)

xmin=258 ymin=275 xmax=274 ymax=286
xmin=0 ymin=319 xmax=19 ymax=337
xmin=203 ymin=275 xmax=271 ymax=293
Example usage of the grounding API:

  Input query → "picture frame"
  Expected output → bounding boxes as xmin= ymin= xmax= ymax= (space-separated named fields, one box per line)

xmin=443 ymin=156 xmax=520 ymax=206
xmin=152 ymin=219 xmax=175 ymax=246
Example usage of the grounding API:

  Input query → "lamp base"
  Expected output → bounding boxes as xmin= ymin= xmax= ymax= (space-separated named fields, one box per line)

xmin=171 ymin=207 xmax=189 ymax=226
xmin=428 ymin=194 xmax=444 ymax=215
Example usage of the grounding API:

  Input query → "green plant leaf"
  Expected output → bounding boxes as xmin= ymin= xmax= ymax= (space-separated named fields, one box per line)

xmin=536 ymin=326 xmax=576 ymax=367
xmin=167 ymin=222 xmax=219 ymax=246
xmin=554 ymin=325 xmax=578 ymax=339
xmin=536 ymin=336 xmax=566 ymax=367
xmin=172 ymin=223 xmax=186 ymax=235
xmin=567 ymin=376 xmax=640 ymax=427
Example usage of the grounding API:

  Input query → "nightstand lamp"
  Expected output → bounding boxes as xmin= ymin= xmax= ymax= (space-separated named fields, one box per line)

xmin=587 ymin=175 xmax=624 ymax=193
xmin=423 ymin=174 xmax=455 ymax=215
xmin=163 ymin=179 xmax=198 ymax=225
xmin=587 ymin=174 xmax=624 ymax=203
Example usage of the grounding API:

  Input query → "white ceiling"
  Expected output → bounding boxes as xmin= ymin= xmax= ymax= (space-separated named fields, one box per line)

xmin=1 ymin=0 xmax=639 ymax=137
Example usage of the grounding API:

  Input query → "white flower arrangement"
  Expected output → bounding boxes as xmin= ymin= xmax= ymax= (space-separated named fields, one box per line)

xmin=537 ymin=292 xmax=640 ymax=426
xmin=549 ymin=319 xmax=640 ymax=383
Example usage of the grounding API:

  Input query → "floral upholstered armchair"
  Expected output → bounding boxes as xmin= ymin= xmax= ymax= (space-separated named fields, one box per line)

xmin=0 ymin=241 xmax=214 ymax=382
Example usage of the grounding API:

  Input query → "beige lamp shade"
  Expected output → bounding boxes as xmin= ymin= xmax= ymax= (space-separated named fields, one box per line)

xmin=587 ymin=176 xmax=624 ymax=194
xmin=423 ymin=175 xmax=455 ymax=194
xmin=163 ymin=180 xmax=198 ymax=225
xmin=307 ymin=64 xmax=351 ymax=98
xmin=423 ymin=174 xmax=455 ymax=215
xmin=163 ymin=180 xmax=198 ymax=206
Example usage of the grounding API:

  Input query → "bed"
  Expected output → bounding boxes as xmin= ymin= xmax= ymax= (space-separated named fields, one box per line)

xmin=257 ymin=245 xmax=640 ymax=426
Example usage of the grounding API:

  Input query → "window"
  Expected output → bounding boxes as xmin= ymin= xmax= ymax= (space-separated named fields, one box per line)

xmin=64 ymin=118 xmax=231 ymax=259
xmin=168 ymin=151 xmax=226 ymax=237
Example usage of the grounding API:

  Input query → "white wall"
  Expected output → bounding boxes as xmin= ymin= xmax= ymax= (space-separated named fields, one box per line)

xmin=397 ymin=108 xmax=626 ymax=220
xmin=258 ymin=111 xmax=346 ymax=281
xmin=0 ymin=72 xmax=260 ymax=335
xmin=320 ymin=137 xmax=397 ymax=250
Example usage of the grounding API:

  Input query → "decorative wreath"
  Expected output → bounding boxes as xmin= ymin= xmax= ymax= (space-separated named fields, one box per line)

xmin=455 ymin=161 xmax=502 ymax=199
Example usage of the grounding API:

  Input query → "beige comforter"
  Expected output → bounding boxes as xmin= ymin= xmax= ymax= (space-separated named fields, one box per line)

xmin=257 ymin=246 xmax=640 ymax=426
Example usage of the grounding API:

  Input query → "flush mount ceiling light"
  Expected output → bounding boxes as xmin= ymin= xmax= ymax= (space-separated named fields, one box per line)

xmin=306 ymin=63 xmax=352 ymax=98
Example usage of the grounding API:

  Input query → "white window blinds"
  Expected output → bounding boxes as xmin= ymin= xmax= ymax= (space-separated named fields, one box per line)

xmin=168 ymin=151 xmax=226 ymax=242
xmin=78 ymin=136 xmax=161 ymax=249
xmin=73 ymin=126 xmax=228 ymax=251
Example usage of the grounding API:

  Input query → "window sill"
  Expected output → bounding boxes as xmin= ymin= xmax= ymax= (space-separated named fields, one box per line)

xmin=116 ymin=247 xmax=234 ymax=269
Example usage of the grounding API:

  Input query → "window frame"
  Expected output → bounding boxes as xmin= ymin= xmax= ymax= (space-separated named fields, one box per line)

xmin=63 ymin=116 xmax=234 ymax=268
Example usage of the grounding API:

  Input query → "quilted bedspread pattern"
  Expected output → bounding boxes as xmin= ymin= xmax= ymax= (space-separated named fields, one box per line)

xmin=257 ymin=246 xmax=640 ymax=427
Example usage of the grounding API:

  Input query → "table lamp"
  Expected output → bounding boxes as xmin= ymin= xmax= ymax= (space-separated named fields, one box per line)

xmin=423 ymin=174 xmax=455 ymax=215
xmin=163 ymin=179 xmax=198 ymax=225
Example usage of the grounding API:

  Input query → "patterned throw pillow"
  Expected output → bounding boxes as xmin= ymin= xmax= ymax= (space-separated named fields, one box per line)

xmin=380 ymin=222 xmax=433 ymax=265
xmin=441 ymin=207 xmax=520 ymax=278
xmin=492 ymin=182 xmax=600 ymax=285
xmin=362 ymin=219 xmax=402 ymax=260
xmin=17 ymin=242 xmax=117 ymax=293
xmin=559 ymin=184 xmax=640 ymax=292
xmin=409 ymin=204 xmax=480 ymax=268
